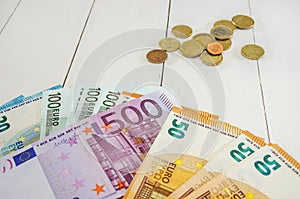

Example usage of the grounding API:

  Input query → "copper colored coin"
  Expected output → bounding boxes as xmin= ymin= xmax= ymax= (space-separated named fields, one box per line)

xmin=146 ymin=49 xmax=168 ymax=64
xmin=207 ymin=42 xmax=223 ymax=55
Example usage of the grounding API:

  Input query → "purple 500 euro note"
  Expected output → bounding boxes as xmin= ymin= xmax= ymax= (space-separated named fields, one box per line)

xmin=0 ymin=90 xmax=177 ymax=199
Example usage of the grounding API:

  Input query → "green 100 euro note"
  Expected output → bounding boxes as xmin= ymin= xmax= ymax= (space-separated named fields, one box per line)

xmin=40 ymin=88 xmax=73 ymax=138
xmin=0 ymin=90 xmax=178 ymax=199
xmin=0 ymin=85 xmax=61 ymax=157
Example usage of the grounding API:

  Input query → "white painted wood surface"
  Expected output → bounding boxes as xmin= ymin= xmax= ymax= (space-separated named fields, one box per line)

xmin=0 ymin=0 xmax=93 ymax=103
xmin=64 ymin=0 xmax=169 ymax=88
xmin=251 ymin=0 xmax=300 ymax=160
xmin=0 ymin=0 xmax=299 ymax=161
xmin=166 ymin=0 xmax=267 ymax=140
xmin=0 ymin=0 xmax=20 ymax=31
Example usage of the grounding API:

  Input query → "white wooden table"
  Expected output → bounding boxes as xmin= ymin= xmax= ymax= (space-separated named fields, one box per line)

xmin=1 ymin=0 xmax=299 ymax=161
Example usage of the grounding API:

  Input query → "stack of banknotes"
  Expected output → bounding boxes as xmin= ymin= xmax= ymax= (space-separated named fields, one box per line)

xmin=0 ymin=85 xmax=299 ymax=199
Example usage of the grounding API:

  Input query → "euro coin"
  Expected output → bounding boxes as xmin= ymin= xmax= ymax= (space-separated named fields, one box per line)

xmin=180 ymin=40 xmax=204 ymax=58
xmin=210 ymin=25 xmax=233 ymax=40
xmin=241 ymin=44 xmax=265 ymax=60
xmin=214 ymin=20 xmax=236 ymax=32
xmin=172 ymin=25 xmax=193 ymax=38
xmin=159 ymin=37 xmax=180 ymax=52
xmin=192 ymin=33 xmax=216 ymax=48
xmin=200 ymin=51 xmax=223 ymax=66
xmin=216 ymin=39 xmax=232 ymax=51
xmin=207 ymin=42 xmax=223 ymax=55
xmin=146 ymin=49 xmax=168 ymax=64
xmin=232 ymin=15 xmax=254 ymax=29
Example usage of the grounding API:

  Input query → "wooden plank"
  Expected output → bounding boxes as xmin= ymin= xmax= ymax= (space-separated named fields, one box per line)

xmin=64 ymin=0 xmax=170 ymax=91
xmin=251 ymin=0 xmax=300 ymax=161
xmin=0 ymin=0 xmax=93 ymax=103
xmin=0 ymin=0 xmax=20 ymax=32
xmin=164 ymin=0 xmax=268 ymax=139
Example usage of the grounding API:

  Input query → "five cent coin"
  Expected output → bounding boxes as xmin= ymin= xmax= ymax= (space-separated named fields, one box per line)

xmin=207 ymin=42 xmax=224 ymax=55
xmin=146 ymin=49 xmax=168 ymax=64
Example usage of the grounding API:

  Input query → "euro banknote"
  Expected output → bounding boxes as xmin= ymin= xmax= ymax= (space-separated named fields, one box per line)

xmin=0 ymin=85 xmax=61 ymax=157
xmin=0 ymin=95 xmax=24 ymax=107
xmin=0 ymin=85 xmax=61 ymax=111
xmin=40 ymin=88 xmax=74 ymax=138
xmin=185 ymin=143 xmax=300 ymax=198
xmin=0 ymin=90 xmax=177 ymax=199
xmin=167 ymin=132 xmax=266 ymax=199
xmin=72 ymin=86 xmax=134 ymax=122
xmin=124 ymin=107 xmax=246 ymax=198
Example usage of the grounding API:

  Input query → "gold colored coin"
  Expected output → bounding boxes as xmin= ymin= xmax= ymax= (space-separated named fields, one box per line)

xmin=214 ymin=20 xmax=236 ymax=32
xmin=200 ymin=51 xmax=223 ymax=66
xmin=241 ymin=44 xmax=265 ymax=60
xmin=207 ymin=42 xmax=223 ymax=55
xmin=146 ymin=49 xmax=168 ymax=64
xmin=216 ymin=39 xmax=232 ymax=51
xmin=232 ymin=15 xmax=254 ymax=29
xmin=192 ymin=33 xmax=215 ymax=48
xmin=210 ymin=25 xmax=233 ymax=40
xmin=159 ymin=37 xmax=180 ymax=52
xmin=180 ymin=40 xmax=204 ymax=58
xmin=172 ymin=25 xmax=193 ymax=38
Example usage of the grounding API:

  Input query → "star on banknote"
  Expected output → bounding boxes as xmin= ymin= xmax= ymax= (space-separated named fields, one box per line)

xmin=82 ymin=127 xmax=93 ymax=136
xmin=92 ymin=184 xmax=105 ymax=195
xmin=18 ymin=136 xmax=26 ymax=142
xmin=174 ymin=159 xmax=183 ymax=166
xmin=68 ymin=138 xmax=78 ymax=147
xmin=72 ymin=179 xmax=85 ymax=190
xmin=58 ymin=152 xmax=69 ymax=162
xmin=195 ymin=161 xmax=204 ymax=170
xmin=245 ymin=190 xmax=255 ymax=199
xmin=101 ymin=124 xmax=111 ymax=131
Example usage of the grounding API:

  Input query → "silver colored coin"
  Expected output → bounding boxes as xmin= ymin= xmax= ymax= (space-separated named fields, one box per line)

xmin=210 ymin=25 xmax=233 ymax=40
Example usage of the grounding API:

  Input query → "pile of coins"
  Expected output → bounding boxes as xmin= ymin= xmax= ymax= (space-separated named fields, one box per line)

xmin=146 ymin=14 xmax=265 ymax=66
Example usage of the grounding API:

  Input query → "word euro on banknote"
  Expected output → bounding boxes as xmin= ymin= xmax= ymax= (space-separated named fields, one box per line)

xmin=124 ymin=107 xmax=245 ymax=199
xmin=0 ymin=90 xmax=177 ymax=199
xmin=41 ymin=87 xmax=139 ymax=138
xmin=185 ymin=143 xmax=300 ymax=199
xmin=0 ymin=85 xmax=61 ymax=111
xmin=73 ymin=86 xmax=135 ymax=122
xmin=168 ymin=132 xmax=266 ymax=199
xmin=0 ymin=85 xmax=61 ymax=157
xmin=40 ymin=88 xmax=74 ymax=138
